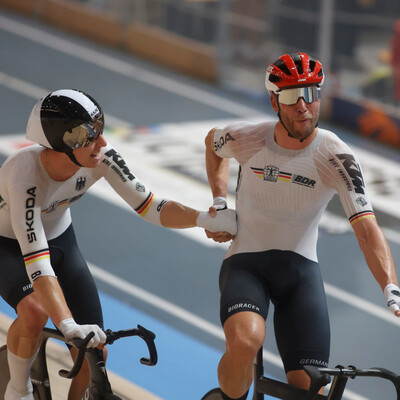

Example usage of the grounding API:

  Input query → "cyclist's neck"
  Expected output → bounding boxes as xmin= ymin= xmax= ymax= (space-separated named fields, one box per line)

xmin=40 ymin=148 xmax=81 ymax=182
xmin=274 ymin=122 xmax=318 ymax=150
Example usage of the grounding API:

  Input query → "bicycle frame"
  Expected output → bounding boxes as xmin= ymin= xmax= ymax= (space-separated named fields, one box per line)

xmin=0 ymin=324 xmax=157 ymax=400
xmin=252 ymin=347 xmax=326 ymax=400
xmin=202 ymin=346 xmax=400 ymax=400
xmin=30 ymin=328 xmax=111 ymax=400
xmin=252 ymin=346 xmax=400 ymax=400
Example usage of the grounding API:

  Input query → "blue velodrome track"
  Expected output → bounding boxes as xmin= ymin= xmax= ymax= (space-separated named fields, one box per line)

xmin=2 ymin=8 xmax=400 ymax=400
xmin=0 ymin=289 xmax=224 ymax=399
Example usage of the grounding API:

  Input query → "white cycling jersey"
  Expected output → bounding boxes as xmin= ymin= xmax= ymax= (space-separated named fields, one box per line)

xmin=0 ymin=143 xmax=168 ymax=282
xmin=212 ymin=120 xmax=375 ymax=262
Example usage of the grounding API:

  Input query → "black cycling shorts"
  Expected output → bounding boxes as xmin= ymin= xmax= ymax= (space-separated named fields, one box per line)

xmin=0 ymin=224 xmax=103 ymax=328
xmin=219 ymin=249 xmax=330 ymax=373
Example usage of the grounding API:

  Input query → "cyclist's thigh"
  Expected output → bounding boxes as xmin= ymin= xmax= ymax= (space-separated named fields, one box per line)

xmin=272 ymin=252 xmax=330 ymax=373
xmin=219 ymin=252 xmax=269 ymax=326
xmin=0 ymin=235 xmax=33 ymax=310
xmin=49 ymin=225 xmax=104 ymax=327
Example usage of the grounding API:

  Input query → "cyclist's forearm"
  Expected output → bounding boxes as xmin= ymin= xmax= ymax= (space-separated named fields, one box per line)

xmin=160 ymin=201 xmax=199 ymax=228
xmin=205 ymin=130 xmax=230 ymax=198
xmin=33 ymin=275 xmax=72 ymax=326
xmin=364 ymin=242 xmax=397 ymax=290
xmin=353 ymin=218 xmax=398 ymax=289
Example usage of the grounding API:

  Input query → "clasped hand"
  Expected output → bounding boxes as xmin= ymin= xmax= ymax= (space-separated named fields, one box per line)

xmin=206 ymin=197 xmax=237 ymax=243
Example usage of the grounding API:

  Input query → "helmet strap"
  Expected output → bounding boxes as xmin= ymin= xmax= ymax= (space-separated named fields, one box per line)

xmin=66 ymin=151 xmax=83 ymax=167
xmin=276 ymin=105 xmax=306 ymax=143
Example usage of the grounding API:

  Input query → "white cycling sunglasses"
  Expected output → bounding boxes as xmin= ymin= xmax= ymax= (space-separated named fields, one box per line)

xmin=277 ymin=87 xmax=321 ymax=105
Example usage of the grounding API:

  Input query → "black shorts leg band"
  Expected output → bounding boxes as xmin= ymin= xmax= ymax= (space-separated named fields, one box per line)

xmin=220 ymin=297 xmax=266 ymax=326
xmin=282 ymin=350 xmax=329 ymax=373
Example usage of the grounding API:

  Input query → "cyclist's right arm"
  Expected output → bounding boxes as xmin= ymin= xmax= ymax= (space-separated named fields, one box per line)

xmin=3 ymin=161 xmax=105 ymax=348
xmin=32 ymin=276 xmax=106 ymax=347
xmin=205 ymin=121 xmax=271 ymax=200
xmin=205 ymin=127 xmax=233 ymax=243
xmin=205 ymin=127 xmax=230 ymax=200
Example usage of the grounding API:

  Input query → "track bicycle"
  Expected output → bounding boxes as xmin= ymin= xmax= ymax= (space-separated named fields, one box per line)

xmin=0 ymin=324 xmax=157 ymax=400
xmin=201 ymin=346 xmax=400 ymax=400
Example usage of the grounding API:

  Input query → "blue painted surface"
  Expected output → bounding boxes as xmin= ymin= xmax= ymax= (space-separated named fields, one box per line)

xmin=0 ymin=292 xmax=267 ymax=399
xmin=98 ymin=291 xmax=223 ymax=399
xmin=0 ymin=295 xmax=213 ymax=399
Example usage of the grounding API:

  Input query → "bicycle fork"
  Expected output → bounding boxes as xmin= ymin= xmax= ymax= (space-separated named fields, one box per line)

xmin=82 ymin=348 xmax=114 ymax=400
xmin=31 ymin=337 xmax=52 ymax=399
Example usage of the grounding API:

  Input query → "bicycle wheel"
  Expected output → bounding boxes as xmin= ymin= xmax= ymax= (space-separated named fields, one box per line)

xmin=201 ymin=388 xmax=223 ymax=400
xmin=0 ymin=345 xmax=10 ymax=399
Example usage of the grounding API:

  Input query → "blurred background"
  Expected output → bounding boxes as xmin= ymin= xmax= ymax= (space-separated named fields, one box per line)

xmin=1 ymin=1 xmax=400 ymax=399
xmin=2 ymin=0 xmax=400 ymax=139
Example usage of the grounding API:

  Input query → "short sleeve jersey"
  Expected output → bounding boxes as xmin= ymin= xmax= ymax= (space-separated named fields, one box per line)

xmin=0 ymin=143 xmax=167 ymax=280
xmin=212 ymin=120 xmax=374 ymax=262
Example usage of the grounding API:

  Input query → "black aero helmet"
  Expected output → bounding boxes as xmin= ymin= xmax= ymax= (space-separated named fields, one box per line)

xmin=26 ymin=89 xmax=104 ymax=158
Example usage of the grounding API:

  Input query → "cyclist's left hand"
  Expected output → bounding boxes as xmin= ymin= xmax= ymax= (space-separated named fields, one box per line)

xmin=384 ymin=283 xmax=400 ymax=317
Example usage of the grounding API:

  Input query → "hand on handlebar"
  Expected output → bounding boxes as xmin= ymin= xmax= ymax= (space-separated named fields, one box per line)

xmin=384 ymin=284 xmax=400 ymax=317
xmin=58 ymin=318 xmax=107 ymax=348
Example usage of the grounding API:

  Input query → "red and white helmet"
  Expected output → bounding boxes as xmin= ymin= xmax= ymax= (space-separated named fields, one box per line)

xmin=265 ymin=52 xmax=324 ymax=94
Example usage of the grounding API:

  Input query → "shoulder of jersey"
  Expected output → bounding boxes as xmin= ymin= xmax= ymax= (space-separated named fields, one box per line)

xmin=219 ymin=119 xmax=275 ymax=135
xmin=317 ymin=128 xmax=353 ymax=153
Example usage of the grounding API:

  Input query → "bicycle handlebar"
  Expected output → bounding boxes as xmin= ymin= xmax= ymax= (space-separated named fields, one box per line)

xmin=41 ymin=324 xmax=157 ymax=379
xmin=303 ymin=365 xmax=400 ymax=400
xmin=59 ymin=332 xmax=95 ymax=379
xmin=104 ymin=324 xmax=158 ymax=366
xmin=254 ymin=364 xmax=400 ymax=400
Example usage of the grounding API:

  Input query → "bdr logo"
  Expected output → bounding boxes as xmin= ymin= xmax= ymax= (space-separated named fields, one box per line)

xmin=293 ymin=175 xmax=316 ymax=188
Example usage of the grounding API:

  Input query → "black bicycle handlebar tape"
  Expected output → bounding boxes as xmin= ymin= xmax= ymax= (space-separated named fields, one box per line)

xmin=59 ymin=331 xmax=95 ymax=379
xmin=137 ymin=325 xmax=157 ymax=366
xmin=58 ymin=324 xmax=158 ymax=380
xmin=104 ymin=324 xmax=158 ymax=366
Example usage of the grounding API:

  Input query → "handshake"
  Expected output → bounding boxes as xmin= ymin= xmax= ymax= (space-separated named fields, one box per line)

xmin=196 ymin=197 xmax=237 ymax=241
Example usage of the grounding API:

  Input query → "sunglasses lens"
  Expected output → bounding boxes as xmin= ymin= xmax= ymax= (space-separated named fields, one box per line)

xmin=63 ymin=118 xmax=104 ymax=149
xmin=278 ymin=87 xmax=320 ymax=105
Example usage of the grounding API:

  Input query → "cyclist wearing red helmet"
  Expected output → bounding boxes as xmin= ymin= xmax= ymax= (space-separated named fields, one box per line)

xmin=203 ymin=52 xmax=400 ymax=400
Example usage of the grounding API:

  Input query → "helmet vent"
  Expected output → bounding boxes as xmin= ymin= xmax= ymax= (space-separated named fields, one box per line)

xmin=274 ymin=59 xmax=291 ymax=76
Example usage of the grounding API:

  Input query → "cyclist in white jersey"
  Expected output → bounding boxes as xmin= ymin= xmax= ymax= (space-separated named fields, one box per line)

xmin=204 ymin=52 xmax=400 ymax=400
xmin=0 ymin=89 xmax=237 ymax=400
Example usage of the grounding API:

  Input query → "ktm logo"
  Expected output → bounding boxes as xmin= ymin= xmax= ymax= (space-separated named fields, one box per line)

xmin=105 ymin=149 xmax=135 ymax=181
xmin=337 ymin=154 xmax=365 ymax=194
